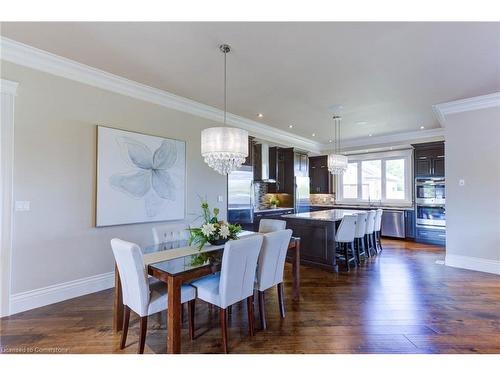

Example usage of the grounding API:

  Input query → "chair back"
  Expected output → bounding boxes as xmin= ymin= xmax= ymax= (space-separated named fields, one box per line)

xmin=335 ymin=215 xmax=357 ymax=243
xmin=374 ymin=209 xmax=383 ymax=231
xmin=258 ymin=219 xmax=286 ymax=233
xmin=111 ymin=238 xmax=150 ymax=317
xmin=354 ymin=212 xmax=368 ymax=239
xmin=219 ymin=234 xmax=263 ymax=308
xmin=152 ymin=223 xmax=189 ymax=245
xmin=365 ymin=211 xmax=376 ymax=234
xmin=256 ymin=229 xmax=293 ymax=291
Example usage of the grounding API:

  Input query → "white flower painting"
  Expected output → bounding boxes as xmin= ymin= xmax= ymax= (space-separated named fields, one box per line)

xmin=96 ymin=126 xmax=185 ymax=226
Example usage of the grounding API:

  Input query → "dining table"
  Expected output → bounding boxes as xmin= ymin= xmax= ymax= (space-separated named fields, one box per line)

xmin=113 ymin=231 xmax=301 ymax=354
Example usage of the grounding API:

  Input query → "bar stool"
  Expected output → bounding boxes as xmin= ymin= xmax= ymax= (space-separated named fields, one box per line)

xmin=353 ymin=211 xmax=368 ymax=264
xmin=335 ymin=214 xmax=358 ymax=271
xmin=365 ymin=210 xmax=377 ymax=257
xmin=374 ymin=209 xmax=383 ymax=253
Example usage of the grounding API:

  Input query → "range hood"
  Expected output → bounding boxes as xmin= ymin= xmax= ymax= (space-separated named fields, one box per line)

xmin=254 ymin=143 xmax=276 ymax=182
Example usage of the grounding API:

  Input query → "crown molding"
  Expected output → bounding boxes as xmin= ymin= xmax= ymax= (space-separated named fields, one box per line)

xmin=0 ymin=37 xmax=322 ymax=152
xmin=0 ymin=79 xmax=19 ymax=95
xmin=318 ymin=127 xmax=444 ymax=153
xmin=432 ymin=92 xmax=500 ymax=127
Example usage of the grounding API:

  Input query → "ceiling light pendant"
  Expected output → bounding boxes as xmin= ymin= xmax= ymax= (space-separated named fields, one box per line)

xmin=327 ymin=115 xmax=348 ymax=175
xmin=201 ymin=44 xmax=248 ymax=175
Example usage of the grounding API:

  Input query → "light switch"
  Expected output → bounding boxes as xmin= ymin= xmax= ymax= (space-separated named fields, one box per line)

xmin=217 ymin=195 xmax=224 ymax=203
xmin=15 ymin=201 xmax=30 ymax=211
xmin=459 ymin=179 xmax=465 ymax=186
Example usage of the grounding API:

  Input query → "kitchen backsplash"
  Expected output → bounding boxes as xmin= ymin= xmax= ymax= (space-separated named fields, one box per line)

xmin=254 ymin=182 xmax=293 ymax=209
xmin=310 ymin=193 xmax=335 ymax=205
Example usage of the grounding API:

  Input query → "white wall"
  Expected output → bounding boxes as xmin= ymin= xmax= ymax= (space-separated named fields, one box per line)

xmin=445 ymin=105 xmax=500 ymax=274
xmin=1 ymin=61 xmax=228 ymax=309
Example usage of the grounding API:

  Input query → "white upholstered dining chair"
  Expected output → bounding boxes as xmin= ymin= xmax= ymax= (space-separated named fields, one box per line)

xmin=335 ymin=214 xmax=358 ymax=271
xmin=374 ymin=208 xmax=384 ymax=253
xmin=152 ymin=224 xmax=189 ymax=245
xmin=111 ymin=238 xmax=196 ymax=354
xmin=354 ymin=211 xmax=368 ymax=263
xmin=365 ymin=210 xmax=377 ymax=256
xmin=190 ymin=235 xmax=264 ymax=353
xmin=258 ymin=219 xmax=286 ymax=233
xmin=255 ymin=229 xmax=293 ymax=329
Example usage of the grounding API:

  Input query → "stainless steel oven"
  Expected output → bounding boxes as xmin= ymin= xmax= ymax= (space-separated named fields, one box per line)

xmin=416 ymin=178 xmax=445 ymax=205
xmin=416 ymin=205 xmax=446 ymax=228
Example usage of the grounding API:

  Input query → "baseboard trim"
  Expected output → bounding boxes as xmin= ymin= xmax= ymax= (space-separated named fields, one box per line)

xmin=445 ymin=254 xmax=500 ymax=275
xmin=9 ymin=271 xmax=114 ymax=315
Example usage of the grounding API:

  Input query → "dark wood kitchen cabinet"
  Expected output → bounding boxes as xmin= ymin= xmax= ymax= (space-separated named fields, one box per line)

xmin=309 ymin=155 xmax=332 ymax=194
xmin=413 ymin=141 xmax=445 ymax=177
xmin=242 ymin=136 xmax=255 ymax=166
xmin=268 ymin=147 xmax=295 ymax=194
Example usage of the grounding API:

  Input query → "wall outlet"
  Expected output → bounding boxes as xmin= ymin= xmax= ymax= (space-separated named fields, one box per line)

xmin=217 ymin=195 xmax=224 ymax=203
xmin=15 ymin=201 xmax=31 ymax=211
xmin=459 ymin=179 xmax=465 ymax=186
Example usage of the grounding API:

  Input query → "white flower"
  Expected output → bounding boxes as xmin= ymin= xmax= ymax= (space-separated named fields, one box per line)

xmin=219 ymin=225 xmax=230 ymax=239
xmin=201 ymin=223 xmax=216 ymax=237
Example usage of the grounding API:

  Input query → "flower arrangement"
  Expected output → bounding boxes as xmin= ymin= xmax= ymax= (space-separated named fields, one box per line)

xmin=188 ymin=200 xmax=242 ymax=249
xmin=268 ymin=195 xmax=280 ymax=209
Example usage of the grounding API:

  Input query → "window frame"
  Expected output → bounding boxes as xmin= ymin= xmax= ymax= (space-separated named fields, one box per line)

xmin=336 ymin=149 xmax=413 ymax=206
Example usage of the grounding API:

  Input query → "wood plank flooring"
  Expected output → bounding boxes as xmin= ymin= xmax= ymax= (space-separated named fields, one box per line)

xmin=1 ymin=239 xmax=500 ymax=354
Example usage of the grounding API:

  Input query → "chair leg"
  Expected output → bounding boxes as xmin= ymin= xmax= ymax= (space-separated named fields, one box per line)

xmin=219 ymin=307 xmax=228 ymax=354
xmin=343 ymin=243 xmax=350 ymax=271
xmin=120 ymin=305 xmax=130 ymax=349
xmin=258 ymin=290 xmax=267 ymax=330
xmin=277 ymin=282 xmax=286 ymax=318
xmin=188 ymin=299 xmax=195 ymax=340
xmin=354 ymin=239 xmax=361 ymax=265
xmin=247 ymin=296 xmax=255 ymax=336
xmin=378 ymin=231 xmax=384 ymax=252
xmin=361 ymin=237 xmax=366 ymax=259
xmin=351 ymin=241 xmax=358 ymax=266
xmin=138 ymin=316 xmax=148 ymax=354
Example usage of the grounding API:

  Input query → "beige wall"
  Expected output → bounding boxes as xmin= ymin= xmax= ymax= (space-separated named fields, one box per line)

xmin=1 ymin=61 xmax=228 ymax=294
xmin=445 ymin=105 xmax=500 ymax=265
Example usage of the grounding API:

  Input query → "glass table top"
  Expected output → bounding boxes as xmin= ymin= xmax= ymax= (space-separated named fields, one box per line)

xmin=144 ymin=240 xmax=223 ymax=277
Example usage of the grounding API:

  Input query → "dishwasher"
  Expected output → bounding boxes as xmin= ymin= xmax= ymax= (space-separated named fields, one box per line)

xmin=381 ymin=210 xmax=406 ymax=238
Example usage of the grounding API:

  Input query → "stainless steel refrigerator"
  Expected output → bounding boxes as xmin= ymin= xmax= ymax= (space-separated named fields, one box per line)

xmin=295 ymin=176 xmax=311 ymax=213
xmin=227 ymin=165 xmax=254 ymax=230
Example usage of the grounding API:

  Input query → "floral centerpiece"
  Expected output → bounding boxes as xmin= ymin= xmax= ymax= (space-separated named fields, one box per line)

xmin=188 ymin=201 xmax=242 ymax=249
xmin=268 ymin=195 xmax=280 ymax=209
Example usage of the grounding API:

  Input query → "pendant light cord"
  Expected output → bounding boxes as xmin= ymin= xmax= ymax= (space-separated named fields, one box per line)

xmin=223 ymin=48 xmax=227 ymax=125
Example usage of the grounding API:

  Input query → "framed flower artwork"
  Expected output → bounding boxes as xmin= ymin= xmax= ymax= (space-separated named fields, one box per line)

xmin=96 ymin=126 xmax=186 ymax=226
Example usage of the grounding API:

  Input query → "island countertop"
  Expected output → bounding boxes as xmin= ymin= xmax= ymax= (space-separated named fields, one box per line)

xmin=282 ymin=209 xmax=364 ymax=222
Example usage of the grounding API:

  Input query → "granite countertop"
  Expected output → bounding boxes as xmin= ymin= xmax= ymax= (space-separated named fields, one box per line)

xmin=282 ymin=209 xmax=362 ymax=222
xmin=254 ymin=207 xmax=294 ymax=213
xmin=310 ymin=203 xmax=414 ymax=211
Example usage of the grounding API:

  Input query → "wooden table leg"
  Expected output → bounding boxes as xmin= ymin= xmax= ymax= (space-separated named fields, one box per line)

xmin=167 ymin=275 xmax=182 ymax=354
xmin=292 ymin=239 xmax=300 ymax=302
xmin=113 ymin=264 xmax=123 ymax=332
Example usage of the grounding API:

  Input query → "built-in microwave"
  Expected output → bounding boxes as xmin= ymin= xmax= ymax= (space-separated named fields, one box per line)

xmin=416 ymin=178 xmax=445 ymax=205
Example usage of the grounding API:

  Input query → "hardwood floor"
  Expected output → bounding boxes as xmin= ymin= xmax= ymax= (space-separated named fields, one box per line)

xmin=1 ymin=239 xmax=500 ymax=354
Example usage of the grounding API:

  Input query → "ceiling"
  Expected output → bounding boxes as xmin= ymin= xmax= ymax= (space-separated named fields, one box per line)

xmin=1 ymin=22 xmax=499 ymax=145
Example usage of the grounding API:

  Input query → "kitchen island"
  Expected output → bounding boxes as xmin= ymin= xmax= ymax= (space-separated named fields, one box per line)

xmin=282 ymin=209 xmax=363 ymax=272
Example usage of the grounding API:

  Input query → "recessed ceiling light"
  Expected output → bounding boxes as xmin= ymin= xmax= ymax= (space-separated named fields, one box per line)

xmin=312 ymin=133 xmax=316 ymax=137
xmin=369 ymin=134 xmax=373 ymax=137
xmin=357 ymin=121 xmax=368 ymax=125
xmin=328 ymin=139 xmax=333 ymax=143
xmin=420 ymin=126 xmax=425 ymax=130
xmin=288 ymin=125 xmax=293 ymax=128
xmin=257 ymin=113 xmax=263 ymax=118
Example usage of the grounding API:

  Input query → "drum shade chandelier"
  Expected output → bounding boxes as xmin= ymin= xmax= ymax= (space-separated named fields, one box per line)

xmin=201 ymin=44 xmax=248 ymax=175
xmin=327 ymin=114 xmax=348 ymax=175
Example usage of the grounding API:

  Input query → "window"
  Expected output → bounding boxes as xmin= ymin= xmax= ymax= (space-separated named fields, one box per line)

xmin=337 ymin=150 xmax=412 ymax=205
xmin=361 ymin=160 xmax=381 ymax=200
xmin=342 ymin=163 xmax=358 ymax=199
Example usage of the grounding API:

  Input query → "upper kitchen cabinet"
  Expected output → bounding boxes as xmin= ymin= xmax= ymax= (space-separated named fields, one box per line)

xmin=309 ymin=155 xmax=332 ymax=193
xmin=242 ymin=136 xmax=255 ymax=166
xmin=412 ymin=141 xmax=445 ymax=177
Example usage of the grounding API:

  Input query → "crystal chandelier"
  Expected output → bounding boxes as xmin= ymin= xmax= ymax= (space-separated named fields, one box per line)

xmin=327 ymin=115 xmax=348 ymax=175
xmin=201 ymin=44 xmax=248 ymax=175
